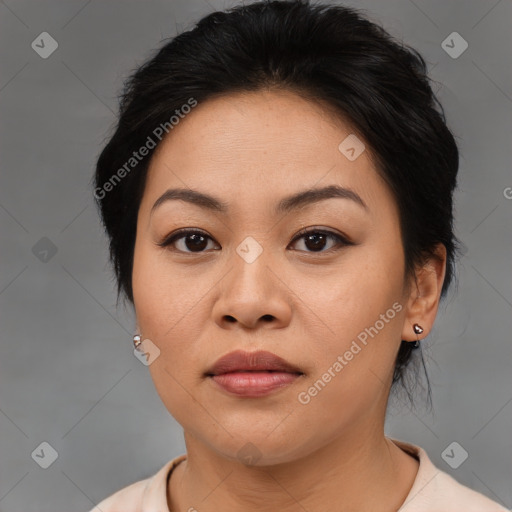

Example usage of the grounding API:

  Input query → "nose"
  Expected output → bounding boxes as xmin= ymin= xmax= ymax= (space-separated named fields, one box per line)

xmin=212 ymin=246 xmax=292 ymax=330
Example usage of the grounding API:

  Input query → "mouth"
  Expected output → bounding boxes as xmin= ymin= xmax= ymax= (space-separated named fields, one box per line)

xmin=205 ymin=349 xmax=304 ymax=377
xmin=205 ymin=350 xmax=304 ymax=398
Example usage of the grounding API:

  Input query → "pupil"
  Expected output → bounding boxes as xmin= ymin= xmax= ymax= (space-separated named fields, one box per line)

xmin=186 ymin=234 xmax=207 ymax=251
xmin=306 ymin=233 xmax=326 ymax=251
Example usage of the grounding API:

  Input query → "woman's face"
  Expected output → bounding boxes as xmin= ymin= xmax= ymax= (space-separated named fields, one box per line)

xmin=132 ymin=90 xmax=416 ymax=464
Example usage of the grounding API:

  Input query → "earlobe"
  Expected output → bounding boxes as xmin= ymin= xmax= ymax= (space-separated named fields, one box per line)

xmin=401 ymin=243 xmax=447 ymax=341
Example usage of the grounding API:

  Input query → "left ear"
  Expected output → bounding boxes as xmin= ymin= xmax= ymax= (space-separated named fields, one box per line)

xmin=401 ymin=243 xmax=447 ymax=341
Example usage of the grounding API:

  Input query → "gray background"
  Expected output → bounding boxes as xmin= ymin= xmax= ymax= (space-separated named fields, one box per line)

xmin=0 ymin=0 xmax=511 ymax=510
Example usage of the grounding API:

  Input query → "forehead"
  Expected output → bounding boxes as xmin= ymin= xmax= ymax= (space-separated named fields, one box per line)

xmin=141 ymin=89 xmax=394 ymax=217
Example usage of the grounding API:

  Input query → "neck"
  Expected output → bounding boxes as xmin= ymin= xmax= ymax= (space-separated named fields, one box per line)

xmin=168 ymin=424 xmax=419 ymax=512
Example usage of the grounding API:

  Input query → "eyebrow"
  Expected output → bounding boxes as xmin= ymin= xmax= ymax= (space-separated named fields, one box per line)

xmin=150 ymin=184 xmax=368 ymax=216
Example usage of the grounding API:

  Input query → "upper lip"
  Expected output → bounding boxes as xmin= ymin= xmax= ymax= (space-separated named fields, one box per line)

xmin=206 ymin=350 xmax=303 ymax=376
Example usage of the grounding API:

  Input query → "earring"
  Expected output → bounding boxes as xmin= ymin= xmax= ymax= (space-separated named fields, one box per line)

xmin=133 ymin=334 xmax=142 ymax=349
xmin=413 ymin=323 xmax=424 ymax=335
xmin=412 ymin=323 xmax=424 ymax=349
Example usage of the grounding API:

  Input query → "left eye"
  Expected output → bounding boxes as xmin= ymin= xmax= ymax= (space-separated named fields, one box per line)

xmin=157 ymin=228 xmax=351 ymax=254
xmin=288 ymin=228 xmax=350 ymax=253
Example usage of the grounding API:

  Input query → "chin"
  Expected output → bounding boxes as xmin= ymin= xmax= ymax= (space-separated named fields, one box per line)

xmin=196 ymin=426 xmax=311 ymax=467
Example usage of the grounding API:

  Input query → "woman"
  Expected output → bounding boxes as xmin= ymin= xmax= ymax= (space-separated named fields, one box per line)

xmin=89 ymin=1 xmax=508 ymax=511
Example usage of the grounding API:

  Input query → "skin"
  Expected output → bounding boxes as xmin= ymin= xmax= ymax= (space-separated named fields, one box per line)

xmin=132 ymin=89 xmax=447 ymax=512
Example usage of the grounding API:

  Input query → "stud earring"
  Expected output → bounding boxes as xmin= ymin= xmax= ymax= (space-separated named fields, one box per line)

xmin=412 ymin=323 xmax=424 ymax=349
xmin=133 ymin=334 xmax=142 ymax=349
xmin=413 ymin=323 xmax=424 ymax=335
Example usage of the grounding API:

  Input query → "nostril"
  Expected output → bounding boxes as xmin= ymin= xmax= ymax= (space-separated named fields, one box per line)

xmin=261 ymin=314 xmax=274 ymax=322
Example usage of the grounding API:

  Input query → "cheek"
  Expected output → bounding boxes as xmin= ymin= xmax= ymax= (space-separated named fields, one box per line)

xmin=293 ymin=239 xmax=404 ymax=394
xmin=132 ymin=242 xmax=212 ymax=382
xmin=132 ymin=242 xmax=203 ymax=423
xmin=297 ymin=245 xmax=403 ymax=338
xmin=133 ymin=241 xmax=197 ymax=334
xmin=293 ymin=293 xmax=402 ymax=431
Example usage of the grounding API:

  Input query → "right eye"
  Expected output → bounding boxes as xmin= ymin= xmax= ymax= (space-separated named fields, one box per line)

xmin=157 ymin=229 xmax=220 ymax=253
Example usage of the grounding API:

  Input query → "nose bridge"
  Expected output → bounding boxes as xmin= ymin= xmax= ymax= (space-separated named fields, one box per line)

xmin=230 ymin=234 xmax=274 ymax=298
xmin=213 ymin=234 xmax=291 ymax=328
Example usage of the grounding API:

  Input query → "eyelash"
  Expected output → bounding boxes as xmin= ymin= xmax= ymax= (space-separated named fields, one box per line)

xmin=157 ymin=227 xmax=352 ymax=254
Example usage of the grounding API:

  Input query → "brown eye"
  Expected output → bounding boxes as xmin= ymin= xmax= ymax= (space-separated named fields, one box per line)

xmin=157 ymin=229 xmax=219 ymax=253
xmin=289 ymin=228 xmax=351 ymax=253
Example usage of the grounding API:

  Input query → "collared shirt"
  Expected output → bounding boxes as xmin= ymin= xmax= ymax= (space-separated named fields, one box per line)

xmin=88 ymin=438 xmax=509 ymax=511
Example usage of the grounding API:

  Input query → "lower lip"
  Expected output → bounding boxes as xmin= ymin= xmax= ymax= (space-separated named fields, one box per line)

xmin=209 ymin=371 xmax=301 ymax=397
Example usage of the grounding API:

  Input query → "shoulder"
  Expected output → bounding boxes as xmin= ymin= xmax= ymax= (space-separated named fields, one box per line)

xmin=426 ymin=470 xmax=509 ymax=511
xmin=390 ymin=438 xmax=509 ymax=512
xmin=87 ymin=477 xmax=148 ymax=512
xmin=87 ymin=454 xmax=186 ymax=512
